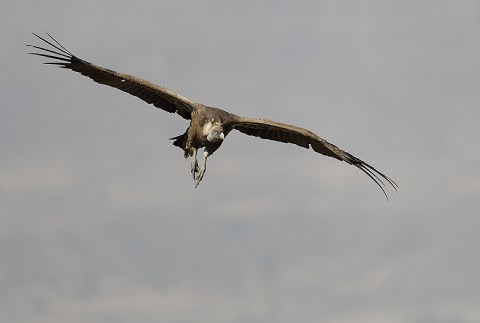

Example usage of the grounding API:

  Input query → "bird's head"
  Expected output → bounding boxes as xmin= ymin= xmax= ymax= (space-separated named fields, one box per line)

xmin=206 ymin=125 xmax=225 ymax=142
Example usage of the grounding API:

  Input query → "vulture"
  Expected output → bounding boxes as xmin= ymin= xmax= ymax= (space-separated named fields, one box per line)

xmin=27 ymin=33 xmax=398 ymax=198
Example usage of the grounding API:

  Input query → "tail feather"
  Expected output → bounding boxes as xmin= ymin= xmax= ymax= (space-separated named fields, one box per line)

xmin=170 ymin=132 xmax=186 ymax=149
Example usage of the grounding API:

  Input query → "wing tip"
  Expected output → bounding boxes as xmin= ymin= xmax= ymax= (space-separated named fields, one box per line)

xmin=340 ymin=151 xmax=398 ymax=201
xmin=358 ymin=163 xmax=398 ymax=201
xmin=27 ymin=32 xmax=74 ymax=65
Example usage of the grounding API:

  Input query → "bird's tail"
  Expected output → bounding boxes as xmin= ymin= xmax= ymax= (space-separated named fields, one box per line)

xmin=169 ymin=132 xmax=186 ymax=150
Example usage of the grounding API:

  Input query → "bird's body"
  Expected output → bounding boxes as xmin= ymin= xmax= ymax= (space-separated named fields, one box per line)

xmin=28 ymin=33 xmax=398 ymax=198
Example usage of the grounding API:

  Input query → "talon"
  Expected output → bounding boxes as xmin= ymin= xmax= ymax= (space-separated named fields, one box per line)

xmin=194 ymin=150 xmax=209 ymax=188
xmin=195 ymin=168 xmax=205 ymax=188
xmin=191 ymin=161 xmax=199 ymax=179
xmin=190 ymin=148 xmax=199 ymax=179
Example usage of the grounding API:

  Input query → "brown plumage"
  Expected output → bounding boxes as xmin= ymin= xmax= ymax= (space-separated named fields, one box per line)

xmin=27 ymin=33 xmax=398 ymax=198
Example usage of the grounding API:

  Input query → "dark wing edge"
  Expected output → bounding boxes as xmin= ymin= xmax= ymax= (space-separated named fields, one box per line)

xmin=26 ymin=32 xmax=195 ymax=120
xmin=231 ymin=117 xmax=398 ymax=199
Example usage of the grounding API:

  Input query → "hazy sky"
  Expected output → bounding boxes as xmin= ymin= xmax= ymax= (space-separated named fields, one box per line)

xmin=2 ymin=1 xmax=480 ymax=322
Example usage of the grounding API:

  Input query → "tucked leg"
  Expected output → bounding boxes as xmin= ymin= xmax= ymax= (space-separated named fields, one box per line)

xmin=190 ymin=148 xmax=199 ymax=179
xmin=195 ymin=150 xmax=209 ymax=188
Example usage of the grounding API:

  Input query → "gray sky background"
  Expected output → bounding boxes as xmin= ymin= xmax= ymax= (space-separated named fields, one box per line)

xmin=1 ymin=0 xmax=480 ymax=322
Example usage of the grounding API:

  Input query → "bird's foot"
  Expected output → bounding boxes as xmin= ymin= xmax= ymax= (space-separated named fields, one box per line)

xmin=191 ymin=160 xmax=199 ymax=179
xmin=194 ymin=151 xmax=209 ymax=188
xmin=194 ymin=166 xmax=206 ymax=188
xmin=190 ymin=149 xmax=199 ymax=179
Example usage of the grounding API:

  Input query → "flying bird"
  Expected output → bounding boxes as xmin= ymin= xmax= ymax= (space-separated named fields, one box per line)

xmin=27 ymin=33 xmax=398 ymax=198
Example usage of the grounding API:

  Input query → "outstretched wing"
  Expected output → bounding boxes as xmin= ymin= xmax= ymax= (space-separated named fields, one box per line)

xmin=231 ymin=117 xmax=398 ymax=199
xmin=27 ymin=33 xmax=196 ymax=120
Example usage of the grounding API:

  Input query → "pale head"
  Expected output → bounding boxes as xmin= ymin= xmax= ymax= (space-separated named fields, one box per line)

xmin=206 ymin=124 xmax=225 ymax=142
